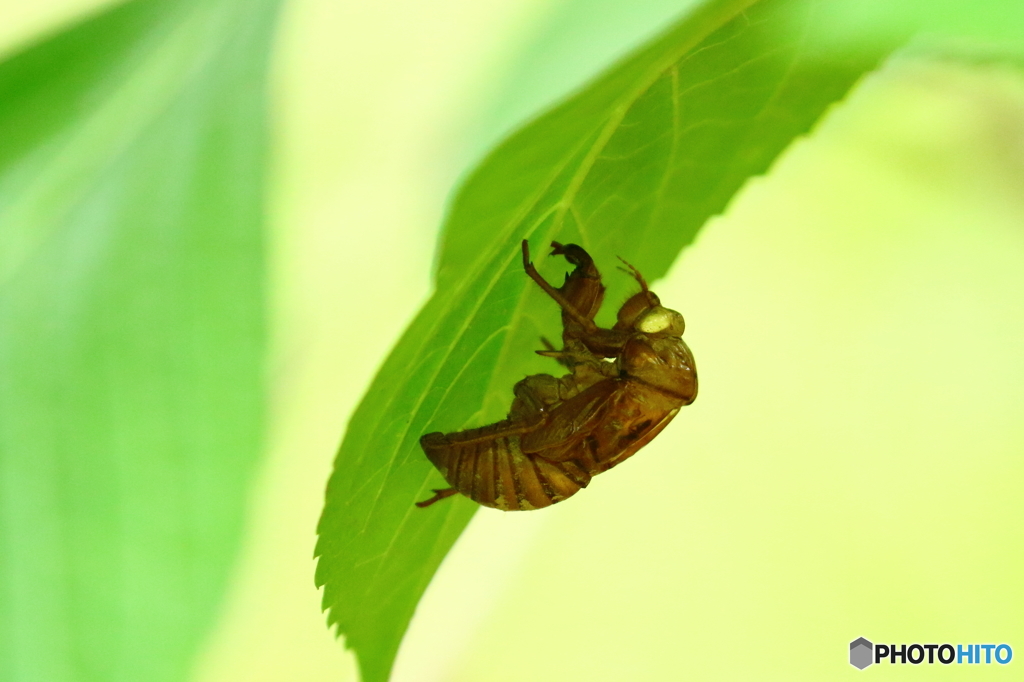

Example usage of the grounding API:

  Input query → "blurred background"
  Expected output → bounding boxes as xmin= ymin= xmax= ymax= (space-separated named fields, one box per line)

xmin=2 ymin=0 xmax=1022 ymax=681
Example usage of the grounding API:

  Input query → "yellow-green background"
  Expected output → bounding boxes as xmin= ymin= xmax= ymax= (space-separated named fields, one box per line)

xmin=3 ymin=0 xmax=1021 ymax=680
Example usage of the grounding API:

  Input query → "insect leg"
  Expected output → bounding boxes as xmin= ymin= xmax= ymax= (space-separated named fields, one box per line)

xmin=535 ymin=336 xmax=574 ymax=368
xmin=415 ymin=488 xmax=458 ymax=508
xmin=509 ymin=373 xmax=564 ymax=421
xmin=521 ymin=240 xmax=598 ymax=332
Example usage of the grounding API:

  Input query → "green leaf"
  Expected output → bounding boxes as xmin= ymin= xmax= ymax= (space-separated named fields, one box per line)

xmin=0 ymin=0 xmax=279 ymax=680
xmin=313 ymin=0 xmax=924 ymax=680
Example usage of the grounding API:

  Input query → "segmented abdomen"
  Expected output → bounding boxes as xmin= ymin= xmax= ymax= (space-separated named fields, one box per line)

xmin=420 ymin=422 xmax=590 ymax=510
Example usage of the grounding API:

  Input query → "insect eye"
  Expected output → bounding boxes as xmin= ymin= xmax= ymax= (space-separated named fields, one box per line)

xmin=636 ymin=308 xmax=670 ymax=333
xmin=636 ymin=307 xmax=685 ymax=335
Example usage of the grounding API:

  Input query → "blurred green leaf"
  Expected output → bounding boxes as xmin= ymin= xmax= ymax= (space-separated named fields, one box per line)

xmin=313 ymin=0 xmax=932 ymax=680
xmin=0 ymin=0 xmax=278 ymax=680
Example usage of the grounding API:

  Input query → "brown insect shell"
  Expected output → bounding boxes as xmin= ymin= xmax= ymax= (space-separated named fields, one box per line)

xmin=617 ymin=331 xmax=697 ymax=405
xmin=419 ymin=241 xmax=696 ymax=511
xmin=517 ymin=340 xmax=695 ymax=482
xmin=419 ymin=339 xmax=617 ymax=512
xmin=554 ymin=378 xmax=682 ymax=477
xmin=550 ymin=318 xmax=695 ymax=478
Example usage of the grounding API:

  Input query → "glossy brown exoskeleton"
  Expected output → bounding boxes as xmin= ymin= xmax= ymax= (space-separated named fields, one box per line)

xmin=416 ymin=240 xmax=697 ymax=510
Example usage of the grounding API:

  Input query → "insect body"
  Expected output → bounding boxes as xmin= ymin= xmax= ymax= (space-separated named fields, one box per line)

xmin=416 ymin=240 xmax=697 ymax=510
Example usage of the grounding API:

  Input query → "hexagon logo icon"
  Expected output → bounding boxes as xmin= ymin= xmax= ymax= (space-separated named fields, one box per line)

xmin=850 ymin=637 xmax=873 ymax=669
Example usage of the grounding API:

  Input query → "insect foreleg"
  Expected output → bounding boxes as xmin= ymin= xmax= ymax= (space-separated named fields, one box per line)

xmin=521 ymin=240 xmax=598 ymax=332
